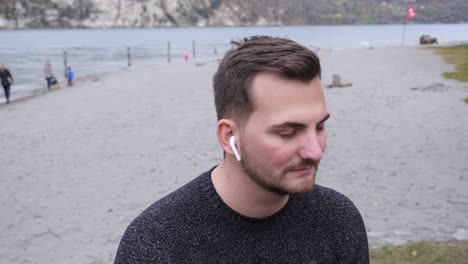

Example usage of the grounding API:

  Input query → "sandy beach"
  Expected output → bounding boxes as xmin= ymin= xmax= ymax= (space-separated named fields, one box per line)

xmin=0 ymin=46 xmax=467 ymax=263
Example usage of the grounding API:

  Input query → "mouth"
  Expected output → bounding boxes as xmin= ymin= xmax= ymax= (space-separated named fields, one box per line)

xmin=288 ymin=166 xmax=314 ymax=174
xmin=285 ymin=160 xmax=318 ymax=175
xmin=290 ymin=166 xmax=312 ymax=171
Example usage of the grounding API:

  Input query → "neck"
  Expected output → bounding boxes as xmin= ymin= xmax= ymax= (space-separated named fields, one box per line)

xmin=212 ymin=159 xmax=289 ymax=218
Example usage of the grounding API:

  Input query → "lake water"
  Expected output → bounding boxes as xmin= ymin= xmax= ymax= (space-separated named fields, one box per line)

xmin=1 ymin=23 xmax=467 ymax=100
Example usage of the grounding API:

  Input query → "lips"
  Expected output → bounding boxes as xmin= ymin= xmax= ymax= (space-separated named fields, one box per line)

xmin=288 ymin=166 xmax=316 ymax=175
xmin=290 ymin=167 xmax=312 ymax=171
xmin=285 ymin=160 xmax=318 ymax=174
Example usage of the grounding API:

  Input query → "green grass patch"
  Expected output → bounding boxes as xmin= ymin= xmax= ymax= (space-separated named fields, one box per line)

xmin=431 ymin=44 xmax=468 ymax=83
xmin=370 ymin=241 xmax=468 ymax=264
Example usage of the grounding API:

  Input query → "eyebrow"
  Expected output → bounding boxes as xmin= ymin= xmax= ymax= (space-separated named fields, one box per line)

xmin=318 ymin=113 xmax=331 ymax=125
xmin=269 ymin=113 xmax=331 ymax=130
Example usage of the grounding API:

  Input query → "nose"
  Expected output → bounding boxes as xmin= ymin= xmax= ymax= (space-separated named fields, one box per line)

xmin=298 ymin=132 xmax=325 ymax=161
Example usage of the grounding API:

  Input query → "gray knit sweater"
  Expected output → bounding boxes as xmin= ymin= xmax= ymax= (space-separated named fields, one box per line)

xmin=114 ymin=168 xmax=369 ymax=263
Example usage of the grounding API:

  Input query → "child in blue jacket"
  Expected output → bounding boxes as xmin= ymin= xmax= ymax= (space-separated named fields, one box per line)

xmin=67 ymin=67 xmax=74 ymax=86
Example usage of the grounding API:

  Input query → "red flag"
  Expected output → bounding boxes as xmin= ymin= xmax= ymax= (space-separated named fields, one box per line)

xmin=406 ymin=2 xmax=416 ymax=20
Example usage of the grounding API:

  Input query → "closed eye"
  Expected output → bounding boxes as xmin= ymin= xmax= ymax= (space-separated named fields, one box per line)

xmin=317 ymin=113 xmax=330 ymax=132
xmin=269 ymin=121 xmax=305 ymax=139
xmin=317 ymin=124 xmax=325 ymax=132
xmin=279 ymin=131 xmax=296 ymax=139
xmin=277 ymin=127 xmax=299 ymax=139
xmin=270 ymin=113 xmax=330 ymax=138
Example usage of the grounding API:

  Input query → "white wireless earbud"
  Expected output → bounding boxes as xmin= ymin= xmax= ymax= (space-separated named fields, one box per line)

xmin=229 ymin=136 xmax=241 ymax=161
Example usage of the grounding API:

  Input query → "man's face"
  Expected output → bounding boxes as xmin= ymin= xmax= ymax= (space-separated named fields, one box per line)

xmin=238 ymin=72 xmax=329 ymax=195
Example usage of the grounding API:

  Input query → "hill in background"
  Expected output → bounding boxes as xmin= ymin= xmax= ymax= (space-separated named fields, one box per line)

xmin=1 ymin=0 xmax=467 ymax=29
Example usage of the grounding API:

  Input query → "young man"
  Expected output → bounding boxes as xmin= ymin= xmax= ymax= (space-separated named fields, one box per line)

xmin=115 ymin=36 xmax=369 ymax=263
xmin=0 ymin=64 xmax=13 ymax=104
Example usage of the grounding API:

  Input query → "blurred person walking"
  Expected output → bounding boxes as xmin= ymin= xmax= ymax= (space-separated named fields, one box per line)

xmin=0 ymin=64 xmax=14 ymax=104
xmin=43 ymin=60 xmax=54 ymax=90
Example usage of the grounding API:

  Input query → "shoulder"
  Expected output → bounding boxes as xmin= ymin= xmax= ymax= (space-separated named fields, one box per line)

xmin=308 ymin=185 xmax=358 ymax=211
xmin=293 ymin=185 xmax=358 ymax=218
xmin=305 ymin=185 xmax=365 ymax=228
xmin=304 ymin=185 xmax=369 ymax=262
xmin=136 ymin=174 xmax=207 ymax=228
xmin=114 ymin=171 xmax=211 ymax=263
xmin=127 ymin=172 xmax=209 ymax=233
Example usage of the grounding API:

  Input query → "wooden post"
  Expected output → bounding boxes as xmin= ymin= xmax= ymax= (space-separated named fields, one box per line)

xmin=192 ymin=40 xmax=196 ymax=60
xmin=332 ymin=75 xmax=341 ymax=87
xmin=127 ymin=46 xmax=131 ymax=67
xmin=167 ymin=41 xmax=171 ymax=64
xmin=401 ymin=22 xmax=407 ymax=46
xmin=63 ymin=51 xmax=68 ymax=78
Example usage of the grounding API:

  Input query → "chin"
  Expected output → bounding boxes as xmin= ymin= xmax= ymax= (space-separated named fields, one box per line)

xmin=285 ymin=179 xmax=315 ymax=194
xmin=296 ymin=184 xmax=315 ymax=194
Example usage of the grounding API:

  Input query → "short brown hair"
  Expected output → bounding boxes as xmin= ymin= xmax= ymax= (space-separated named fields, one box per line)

xmin=213 ymin=36 xmax=321 ymax=125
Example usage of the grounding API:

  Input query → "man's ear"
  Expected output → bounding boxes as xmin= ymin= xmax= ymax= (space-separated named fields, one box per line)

xmin=216 ymin=119 xmax=238 ymax=157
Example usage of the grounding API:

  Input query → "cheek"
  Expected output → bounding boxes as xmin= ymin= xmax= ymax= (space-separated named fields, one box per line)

xmin=260 ymin=142 xmax=298 ymax=166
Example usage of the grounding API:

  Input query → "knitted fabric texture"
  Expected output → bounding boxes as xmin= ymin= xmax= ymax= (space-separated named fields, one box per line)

xmin=115 ymin=168 xmax=369 ymax=263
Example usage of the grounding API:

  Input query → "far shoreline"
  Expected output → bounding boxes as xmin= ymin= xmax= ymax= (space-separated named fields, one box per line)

xmin=2 ymin=42 xmax=465 ymax=107
xmin=1 ymin=22 xmax=468 ymax=30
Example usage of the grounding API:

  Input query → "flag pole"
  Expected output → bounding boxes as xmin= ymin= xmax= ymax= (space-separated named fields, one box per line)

xmin=403 ymin=2 xmax=416 ymax=46
xmin=401 ymin=21 xmax=407 ymax=46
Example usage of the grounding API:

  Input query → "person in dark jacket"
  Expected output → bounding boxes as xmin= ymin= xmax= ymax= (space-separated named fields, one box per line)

xmin=0 ymin=64 xmax=14 ymax=104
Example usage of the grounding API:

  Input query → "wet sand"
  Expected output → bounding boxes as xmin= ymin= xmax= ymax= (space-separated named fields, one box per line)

xmin=0 ymin=46 xmax=467 ymax=263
